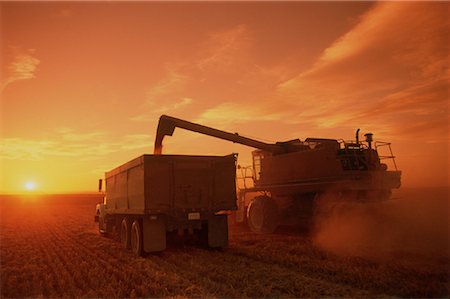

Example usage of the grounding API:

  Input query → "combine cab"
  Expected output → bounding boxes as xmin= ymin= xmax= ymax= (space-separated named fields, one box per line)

xmin=154 ymin=115 xmax=401 ymax=233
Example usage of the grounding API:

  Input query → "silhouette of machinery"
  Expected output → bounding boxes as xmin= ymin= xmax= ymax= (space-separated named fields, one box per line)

xmin=154 ymin=115 xmax=401 ymax=233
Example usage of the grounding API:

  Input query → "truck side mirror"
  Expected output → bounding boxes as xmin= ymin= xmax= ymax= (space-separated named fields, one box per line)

xmin=98 ymin=179 xmax=103 ymax=193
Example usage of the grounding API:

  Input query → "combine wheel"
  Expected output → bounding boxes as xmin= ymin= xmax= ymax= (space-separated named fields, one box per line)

xmin=120 ymin=218 xmax=132 ymax=249
xmin=247 ymin=195 xmax=279 ymax=234
xmin=131 ymin=220 xmax=144 ymax=257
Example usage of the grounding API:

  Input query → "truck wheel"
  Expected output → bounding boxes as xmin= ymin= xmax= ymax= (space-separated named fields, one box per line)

xmin=247 ymin=195 xmax=279 ymax=234
xmin=120 ymin=218 xmax=131 ymax=249
xmin=131 ymin=220 xmax=144 ymax=257
xmin=98 ymin=213 xmax=107 ymax=235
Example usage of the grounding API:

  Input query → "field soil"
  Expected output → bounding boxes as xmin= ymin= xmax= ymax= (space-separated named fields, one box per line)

xmin=1 ymin=188 xmax=448 ymax=298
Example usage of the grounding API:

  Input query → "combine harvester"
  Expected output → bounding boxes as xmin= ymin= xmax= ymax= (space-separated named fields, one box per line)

xmin=154 ymin=115 xmax=402 ymax=233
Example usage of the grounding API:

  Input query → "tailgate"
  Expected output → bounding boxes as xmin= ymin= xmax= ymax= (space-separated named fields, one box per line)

xmin=173 ymin=159 xmax=213 ymax=209
xmin=172 ymin=155 xmax=237 ymax=211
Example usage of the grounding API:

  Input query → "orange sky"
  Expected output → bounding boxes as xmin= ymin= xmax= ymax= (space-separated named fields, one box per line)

xmin=1 ymin=2 xmax=449 ymax=194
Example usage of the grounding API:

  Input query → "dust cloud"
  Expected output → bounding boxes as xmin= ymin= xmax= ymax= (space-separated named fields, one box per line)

xmin=313 ymin=187 xmax=449 ymax=263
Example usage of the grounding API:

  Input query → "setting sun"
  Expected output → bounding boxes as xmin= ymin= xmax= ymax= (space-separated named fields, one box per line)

xmin=24 ymin=181 xmax=37 ymax=191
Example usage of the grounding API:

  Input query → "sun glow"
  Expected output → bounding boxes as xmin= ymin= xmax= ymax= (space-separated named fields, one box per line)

xmin=24 ymin=181 xmax=37 ymax=191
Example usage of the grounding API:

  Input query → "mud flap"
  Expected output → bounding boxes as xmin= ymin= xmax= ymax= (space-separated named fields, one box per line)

xmin=143 ymin=217 xmax=166 ymax=252
xmin=208 ymin=214 xmax=228 ymax=248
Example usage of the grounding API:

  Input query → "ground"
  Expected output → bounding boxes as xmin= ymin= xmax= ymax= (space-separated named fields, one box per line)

xmin=0 ymin=190 xmax=448 ymax=298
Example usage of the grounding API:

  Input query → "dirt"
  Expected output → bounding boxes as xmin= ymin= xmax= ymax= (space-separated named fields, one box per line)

xmin=0 ymin=191 xmax=448 ymax=298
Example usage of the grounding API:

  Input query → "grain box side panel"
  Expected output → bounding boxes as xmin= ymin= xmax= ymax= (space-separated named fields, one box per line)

xmin=105 ymin=175 xmax=117 ymax=209
xmin=105 ymin=156 xmax=145 ymax=214
xmin=115 ymin=171 xmax=128 ymax=209
xmin=127 ymin=162 xmax=145 ymax=210
xmin=144 ymin=156 xmax=173 ymax=211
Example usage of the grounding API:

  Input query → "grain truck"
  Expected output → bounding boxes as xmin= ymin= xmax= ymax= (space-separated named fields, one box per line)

xmin=95 ymin=154 xmax=237 ymax=256
xmin=154 ymin=115 xmax=402 ymax=233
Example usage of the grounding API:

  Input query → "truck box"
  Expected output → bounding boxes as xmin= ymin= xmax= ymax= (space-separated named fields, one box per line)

xmin=96 ymin=154 xmax=237 ymax=255
xmin=105 ymin=154 xmax=237 ymax=214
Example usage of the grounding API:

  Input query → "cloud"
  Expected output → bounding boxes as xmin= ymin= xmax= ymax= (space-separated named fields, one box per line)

xmin=121 ymin=134 xmax=152 ymax=150
xmin=133 ymin=23 xmax=293 ymax=127
xmin=0 ymin=130 xmax=153 ymax=161
xmin=197 ymin=24 xmax=253 ymax=72
xmin=185 ymin=2 xmax=448 ymax=149
xmin=129 ymin=66 xmax=195 ymax=122
xmin=1 ymin=49 xmax=40 ymax=92
xmin=130 ymin=97 xmax=193 ymax=122
xmin=150 ymin=97 xmax=193 ymax=114
xmin=144 ymin=70 xmax=188 ymax=104
xmin=132 ymin=3 xmax=448 ymax=143
xmin=132 ymin=23 xmax=293 ymax=128
xmin=56 ymin=128 xmax=109 ymax=142
xmin=274 ymin=2 xmax=449 ymax=138
xmin=195 ymin=102 xmax=285 ymax=128
xmin=0 ymin=139 xmax=58 ymax=160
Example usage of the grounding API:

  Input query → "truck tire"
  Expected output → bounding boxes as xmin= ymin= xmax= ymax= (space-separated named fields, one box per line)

xmin=131 ymin=220 xmax=144 ymax=257
xmin=98 ymin=213 xmax=107 ymax=235
xmin=120 ymin=218 xmax=131 ymax=249
xmin=247 ymin=195 xmax=279 ymax=234
xmin=98 ymin=216 xmax=108 ymax=236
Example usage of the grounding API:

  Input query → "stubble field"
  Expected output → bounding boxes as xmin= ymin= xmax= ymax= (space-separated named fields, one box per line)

xmin=1 ymin=188 xmax=448 ymax=298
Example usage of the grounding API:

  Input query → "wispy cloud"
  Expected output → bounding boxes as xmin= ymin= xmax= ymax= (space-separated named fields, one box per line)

xmin=188 ymin=2 xmax=448 ymax=145
xmin=133 ymin=3 xmax=448 ymax=143
xmin=0 ymin=139 xmax=58 ymax=160
xmin=56 ymin=128 xmax=109 ymax=142
xmin=195 ymin=102 xmax=285 ymax=128
xmin=130 ymin=97 xmax=193 ymax=122
xmin=1 ymin=49 xmax=40 ymax=93
xmin=273 ymin=2 xmax=449 ymax=138
xmin=121 ymin=134 xmax=152 ymax=150
xmin=152 ymin=97 xmax=193 ymax=114
xmin=0 ymin=130 xmax=153 ymax=161
xmin=144 ymin=70 xmax=188 ymax=104
xmin=131 ymin=24 xmax=265 ymax=123
xmin=197 ymin=24 xmax=253 ymax=72
xmin=129 ymin=66 xmax=193 ymax=122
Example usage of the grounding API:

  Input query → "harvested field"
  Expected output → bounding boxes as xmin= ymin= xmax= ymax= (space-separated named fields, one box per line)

xmin=1 ymin=189 xmax=448 ymax=298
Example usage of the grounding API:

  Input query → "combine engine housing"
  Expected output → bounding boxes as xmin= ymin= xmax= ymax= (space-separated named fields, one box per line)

xmin=251 ymin=139 xmax=401 ymax=195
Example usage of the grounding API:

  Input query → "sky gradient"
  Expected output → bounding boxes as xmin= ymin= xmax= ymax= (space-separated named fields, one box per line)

xmin=1 ymin=2 xmax=449 ymax=193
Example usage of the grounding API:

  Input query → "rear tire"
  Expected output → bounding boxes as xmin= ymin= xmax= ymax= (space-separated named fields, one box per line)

xmin=131 ymin=219 xmax=144 ymax=257
xmin=247 ymin=195 xmax=279 ymax=234
xmin=120 ymin=218 xmax=131 ymax=249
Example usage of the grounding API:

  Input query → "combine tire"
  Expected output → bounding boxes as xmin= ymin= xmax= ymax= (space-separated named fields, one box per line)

xmin=131 ymin=220 xmax=144 ymax=257
xmin=120 ymin=218 xmax=131 ymax=249
xmin=247 ymin=195 xmax=279 ymax=234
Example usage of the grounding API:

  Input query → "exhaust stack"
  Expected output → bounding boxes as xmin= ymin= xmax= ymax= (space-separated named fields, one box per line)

xmin=364 ymin=133 xmax=373 ymax=149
